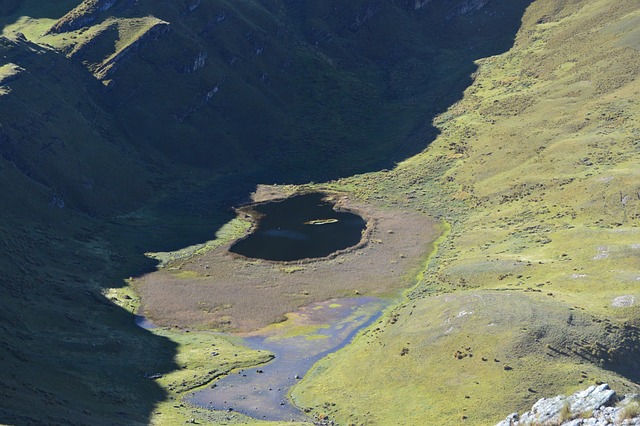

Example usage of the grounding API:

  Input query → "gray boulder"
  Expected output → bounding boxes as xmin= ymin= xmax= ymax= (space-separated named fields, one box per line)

xmin=496 ymin=384 xmax=640 ymax=426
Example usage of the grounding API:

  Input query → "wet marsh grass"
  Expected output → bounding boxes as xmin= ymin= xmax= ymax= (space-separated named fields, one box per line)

xmin=147 ymin=329 xmax=282 ymax=425
xmin=134 ymin=196 xmax=441 ymax=332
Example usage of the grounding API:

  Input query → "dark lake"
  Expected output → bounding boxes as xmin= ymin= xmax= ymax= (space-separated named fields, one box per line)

xmin=229 ymin=192 xmax=367 ymax=261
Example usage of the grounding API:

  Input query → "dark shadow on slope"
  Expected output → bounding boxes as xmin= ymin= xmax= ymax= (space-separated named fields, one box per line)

xmin=94 ymin=0 xmax=535 ymax=185
xmin=0 ymin=36 xmax=179 ymax=425
xmin=0 ymin=211 xmax=179 ymax=425
xmin=279 ymin=0 xmax=536 ymax=183
xmin=604 ymin=323 xmax=640 ymax=384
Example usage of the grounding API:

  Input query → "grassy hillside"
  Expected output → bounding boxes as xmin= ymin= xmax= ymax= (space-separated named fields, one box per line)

xmin=294 ymin=0 xmax=640 ymax=424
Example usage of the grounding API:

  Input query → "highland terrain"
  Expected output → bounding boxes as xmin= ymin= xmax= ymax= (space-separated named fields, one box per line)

xmin=0 ymin=0 xmax=638 ymax=425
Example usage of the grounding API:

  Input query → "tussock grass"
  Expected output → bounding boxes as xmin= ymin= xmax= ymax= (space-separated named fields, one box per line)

xmin=618 ymin=401 xmax=640 ymax=422
xmin=558 ymin=402 xmax=574 ymax=424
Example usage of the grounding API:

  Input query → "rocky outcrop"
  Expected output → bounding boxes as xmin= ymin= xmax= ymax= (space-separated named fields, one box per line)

xmin=497 ymin=384 xmax=640 ymax=426
xmin=178 ymin=51 xmax=207 ymax=74
xmin=181 ymin=0 xmax=201 ymax=15
xmin=406 ymin=0 xmax=489 ymax=14
xmin=346 ymin=2 xmax=383 ymax=33
xmin=413 ymin=0 xmax=433 ymax=9
xmin=173 ymin=84 xmax=220 ymax=123
xmin=446 ymin=0 xmax=490 ymax=19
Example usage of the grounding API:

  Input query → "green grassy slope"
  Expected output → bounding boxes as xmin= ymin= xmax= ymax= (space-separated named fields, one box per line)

xmin=294 ymin=0 xmax=640 ymax=424
xmin=0 ymin=36 xmax=156 ymax=215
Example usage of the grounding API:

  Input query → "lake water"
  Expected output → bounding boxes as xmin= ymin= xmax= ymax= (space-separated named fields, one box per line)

xmin=186 ymin=297 xmax=388 ymax=422
xmin=229 ymin=192 xmax=366 ymax=261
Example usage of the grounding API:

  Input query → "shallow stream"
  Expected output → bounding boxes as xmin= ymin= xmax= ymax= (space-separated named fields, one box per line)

xmin=185 ymin=297 xmax=388 ymax=422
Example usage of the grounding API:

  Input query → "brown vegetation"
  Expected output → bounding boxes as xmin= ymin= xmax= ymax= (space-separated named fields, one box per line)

xmin=135 ymin=191 xmax=440 ymax=332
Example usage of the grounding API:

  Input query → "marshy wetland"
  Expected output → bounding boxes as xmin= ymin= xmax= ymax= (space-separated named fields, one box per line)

xmin=187 ymin=297 xmax=388 ymax=422
xmin=136 ymin=190 xmax=440 ymax=332
xmin=132 ymin=189 xmax=440 ymax=420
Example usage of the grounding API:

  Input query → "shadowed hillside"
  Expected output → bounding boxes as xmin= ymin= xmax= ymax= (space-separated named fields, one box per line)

xmin=3 ymin=0 xmax=533 ymax=182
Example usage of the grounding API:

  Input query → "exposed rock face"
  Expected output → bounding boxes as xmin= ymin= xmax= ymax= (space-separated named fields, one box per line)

xmin=413 ymin=0 xmax=433 ymax=10
xmin=497 ymin=384 xmax=640 ymax=426
xmin=346 ymin=2 xmax=384 ymax=33
xmin=182 ymin=0 xmax=201 ymax=15
xmin=178 ymin=51 xmax=207 ymax=74
xmin=407 ymin=0 xmax=488 ymax=12
xmin=446 ymin=0 xmax=490 ymax=18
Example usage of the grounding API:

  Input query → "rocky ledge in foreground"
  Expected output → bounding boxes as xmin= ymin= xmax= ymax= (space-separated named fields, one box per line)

xmin=496 ymin=384 xmax=640 ymax=426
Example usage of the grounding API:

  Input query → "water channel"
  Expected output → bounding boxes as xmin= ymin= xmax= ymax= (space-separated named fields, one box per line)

xmin=186 ymin=297 xmax=388 ymax=422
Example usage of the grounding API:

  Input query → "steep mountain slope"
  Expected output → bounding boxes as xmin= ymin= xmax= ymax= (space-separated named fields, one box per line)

xmin=0 ymin=35 xmax=156 ymax=214
xmin=294 ymin=0 xmax=640 ymax=424
xmin=3 ymin=0 xmax=532 ymax=180
xmin=0 ymin=27 xmax=175 ymax=426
